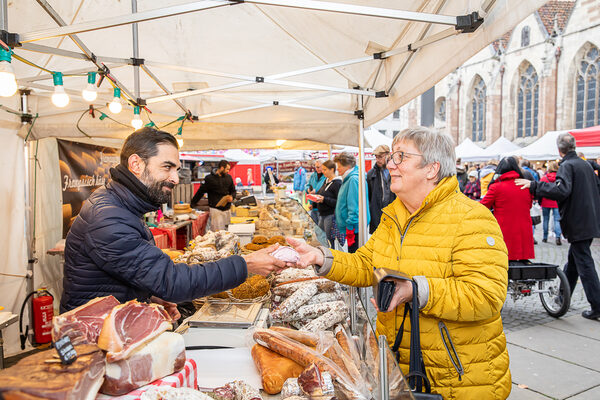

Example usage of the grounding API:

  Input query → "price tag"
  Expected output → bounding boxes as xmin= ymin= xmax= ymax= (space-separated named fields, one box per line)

xmin=54 ymin=335 xmax=78 ymax=365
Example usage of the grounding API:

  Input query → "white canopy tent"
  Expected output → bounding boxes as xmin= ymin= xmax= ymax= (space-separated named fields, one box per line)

xmin=481 ymin=137 xmax=520 ymax=160
xmin=364 ymin=129 xmax=393 ymax=149
xmin=504 ymin=130 xmax=600 ymax=160
xmin=0 ymin=0 xmax=547 ymax=356
xmin=455 ymin=138 xmax=484 ymax=161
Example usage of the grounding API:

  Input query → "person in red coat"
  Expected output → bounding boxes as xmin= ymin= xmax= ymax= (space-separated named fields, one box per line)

xmin=481 ymin=156 xmax=535 ymax=261
xmin=540 ymin=161 xmax=562 ymax=245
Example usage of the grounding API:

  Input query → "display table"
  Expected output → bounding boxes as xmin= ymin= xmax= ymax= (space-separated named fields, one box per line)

xmin=0 ymin=312 xmax=18 ymax=369
xmin=96 ymin=358 xmax=197 ymax=400
xmin=151 ymin=212 xmax=208 ymax=250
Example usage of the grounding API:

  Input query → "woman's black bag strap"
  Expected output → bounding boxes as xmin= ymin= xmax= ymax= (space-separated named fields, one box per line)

xmin=390 ymin=280 xmax=436 ymax=396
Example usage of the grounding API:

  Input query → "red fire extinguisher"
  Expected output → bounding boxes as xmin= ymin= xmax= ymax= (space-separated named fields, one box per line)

xmin=19 ymin=288 xmax=54 ymax=349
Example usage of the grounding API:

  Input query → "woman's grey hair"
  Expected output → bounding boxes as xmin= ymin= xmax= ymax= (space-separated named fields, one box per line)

xmin=333 ymin=152 xmax=356 ymax=168
xmin=391 ymin=127 xmax=456 ymax=183
xmin=557 ymin=133 xmax=576 ymax=154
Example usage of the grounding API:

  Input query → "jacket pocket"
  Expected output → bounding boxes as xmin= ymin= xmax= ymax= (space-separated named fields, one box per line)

xmin=438 ymin=321 xmax=465 ymax=382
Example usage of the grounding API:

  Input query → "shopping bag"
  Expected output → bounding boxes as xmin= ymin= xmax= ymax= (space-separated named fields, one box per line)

xmin=530 ymin=203 xmax=542 ymax=225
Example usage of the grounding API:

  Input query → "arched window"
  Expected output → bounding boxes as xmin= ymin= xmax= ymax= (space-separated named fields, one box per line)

xmin=435 ymin=97 xmax=446 ymax=122
xmin=517 ymin=64 xmax=539 ymax=137
xmin=575 ymin=46 xmax=600 ymax=128
xmin=521 ymin=26 xmax=530 ymax=47
xmin=471 ymin=78 xmax=486 ymax=142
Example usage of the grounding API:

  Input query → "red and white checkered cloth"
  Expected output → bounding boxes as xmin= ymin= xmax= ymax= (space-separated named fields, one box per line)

xmin=96 ymin=359 xmax=198 ymax=400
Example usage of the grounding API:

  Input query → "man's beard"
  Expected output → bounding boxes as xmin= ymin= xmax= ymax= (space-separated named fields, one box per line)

xmin=141 ymin=168 xmax=175 ymax=205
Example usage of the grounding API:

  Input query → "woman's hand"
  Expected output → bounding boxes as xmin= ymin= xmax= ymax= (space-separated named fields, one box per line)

xmin=150 ymin=296 xmax=181 ymax=321
xmin=369 ymin=278 xmax=413 ymax=313
xmin=242 ymin=243 xmax=288 ymax=276
xmin=286 ymin=237 xmax=324 ymax=268
xmin=313 ymin=195 xmax=324 ymax=203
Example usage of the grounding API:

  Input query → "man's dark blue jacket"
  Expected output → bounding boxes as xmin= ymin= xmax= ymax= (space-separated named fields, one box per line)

xmin=61 ymin=173 xmax=247 ymax=312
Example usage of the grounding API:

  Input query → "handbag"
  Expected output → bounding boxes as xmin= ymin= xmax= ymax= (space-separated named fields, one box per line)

xmin=373 ymin=269 xmax=443 ymax=399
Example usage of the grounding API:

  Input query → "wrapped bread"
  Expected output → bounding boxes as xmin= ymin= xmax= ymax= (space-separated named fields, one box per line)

xmin=251 ymin=344 xmax=304 ymax=394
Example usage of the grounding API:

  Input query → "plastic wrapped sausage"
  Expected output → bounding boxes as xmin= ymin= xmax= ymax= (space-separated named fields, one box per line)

xmin=303 ymin=306 xmax=348 ymax=333
xmin=271 ymin=283 xmax=318 ymax=321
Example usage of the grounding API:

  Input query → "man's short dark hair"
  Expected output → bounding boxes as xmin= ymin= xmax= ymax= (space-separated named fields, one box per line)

xmin=218 ymin=160 xmax=230 ymax=169
xmin=557 ymin=133 xmax=576 ymax=154
xmin=120 ymin=127 xmax=178 ymax=166
xmin=520 ymin=159 xmax=531 ymax=168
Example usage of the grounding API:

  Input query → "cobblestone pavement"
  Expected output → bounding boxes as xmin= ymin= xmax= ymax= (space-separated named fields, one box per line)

xmin=501 ymin=231 xmax=600 ymax=332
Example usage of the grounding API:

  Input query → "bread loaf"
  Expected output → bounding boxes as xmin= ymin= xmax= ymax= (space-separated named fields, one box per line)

xmin=251 ymin=344 xmax=304 ymax=394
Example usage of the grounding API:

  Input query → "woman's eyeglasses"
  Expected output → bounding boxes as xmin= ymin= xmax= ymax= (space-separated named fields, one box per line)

xmin=387 ymin=151 xmax=423 ymax=165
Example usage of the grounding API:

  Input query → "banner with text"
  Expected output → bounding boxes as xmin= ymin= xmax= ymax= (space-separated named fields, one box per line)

xmin=58 ymin=139 xmax=120 ymax=237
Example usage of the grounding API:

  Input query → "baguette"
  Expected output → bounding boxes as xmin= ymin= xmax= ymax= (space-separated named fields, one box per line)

xmin=253 ymin=330 xmax=337 ymax=378
xmin=251 ymin=344 xmax=304 ymax=394
xmin=269 ymin=327 xmax=319 ymax=347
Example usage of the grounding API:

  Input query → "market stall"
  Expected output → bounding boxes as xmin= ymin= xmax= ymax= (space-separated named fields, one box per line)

xmin=1 ymin=0 xmax=549 ymax=396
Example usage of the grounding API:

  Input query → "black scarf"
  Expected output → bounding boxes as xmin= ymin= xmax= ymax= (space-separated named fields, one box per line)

xmin=109 ymin=164 xmax=161 ymax=208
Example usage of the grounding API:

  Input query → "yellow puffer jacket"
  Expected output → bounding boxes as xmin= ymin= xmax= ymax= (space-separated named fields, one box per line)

xmin=325 ymin=176 xmax=511 ymax=399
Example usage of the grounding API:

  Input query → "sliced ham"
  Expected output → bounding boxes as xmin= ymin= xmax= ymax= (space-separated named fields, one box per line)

xmin=100 ymin=332 xmax=186 ymax=396
xmin=52 ymin=295 xmax=120 ymax=345
xmin=98 ymin=300 xmax=173 ymax=362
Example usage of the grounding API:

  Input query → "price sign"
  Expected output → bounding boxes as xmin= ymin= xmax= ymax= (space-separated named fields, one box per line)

xmin=54 ymin=335 xmax=78 ymax=365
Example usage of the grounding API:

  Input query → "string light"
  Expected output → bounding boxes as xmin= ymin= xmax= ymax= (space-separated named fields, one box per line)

xmin=0 ymin=47 xmax=17 ymax=97
xmin=276 ymin=139 xmax=286 ymax=146
xmin=51 ymin=72 xmax=69 ymax=108
xmin=176 ymin=137 xmax=184 ymax=147
xmin=131 ymin=106 xmax=143 ymax=130
xmin=108 ymin=87 xmax=122 ymax=114
xmin=81 ymin=72 xmax=97 ymax=102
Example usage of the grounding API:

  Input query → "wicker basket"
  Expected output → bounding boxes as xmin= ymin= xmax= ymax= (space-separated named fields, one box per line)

xmin=192 ymin=290 xmax=271 ymax=309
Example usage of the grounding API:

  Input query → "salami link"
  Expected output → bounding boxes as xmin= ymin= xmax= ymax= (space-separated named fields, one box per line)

xmin=271 ymin=283 xmax=318 ymax=321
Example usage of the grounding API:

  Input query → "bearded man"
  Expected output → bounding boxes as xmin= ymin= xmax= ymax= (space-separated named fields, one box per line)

xmin=61 ymin=128 xmax=286 ymax=314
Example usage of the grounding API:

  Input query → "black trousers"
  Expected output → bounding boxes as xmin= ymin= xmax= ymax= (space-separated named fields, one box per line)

xmin=564 ymin=239 xmax=600 ymax=312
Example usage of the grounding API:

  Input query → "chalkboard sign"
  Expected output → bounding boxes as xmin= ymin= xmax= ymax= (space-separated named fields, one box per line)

xmin=54 ymin=336 xmax=78 ymax=365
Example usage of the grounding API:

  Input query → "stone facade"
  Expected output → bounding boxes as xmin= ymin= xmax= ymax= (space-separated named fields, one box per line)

xmin=372 ymin=0 xmax=600 ymax=147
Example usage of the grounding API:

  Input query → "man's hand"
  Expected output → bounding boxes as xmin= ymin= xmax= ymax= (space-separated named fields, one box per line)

xmin=313 ymin=195 xmax=324 ymax=203
xmin=150 ymin=296 xmax=181 ymax=321
xmin=369 ymin=278 xmax=413 ymax=313
xmin=286 ymin=237 xmax=323 ymax=268
xmin=242 ymin=243 xmax=288 ymax=276
xmin=515 ymin=179 xmax=531 ymax=190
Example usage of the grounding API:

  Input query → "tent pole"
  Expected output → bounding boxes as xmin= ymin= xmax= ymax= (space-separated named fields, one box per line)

xmin=328 ymin=145 xmax=332 ymax=159
xmin=23 ymin=139 xmax=35 ymax=346
xmin=0 ymin=0 xmax=7 ymax=31
xmin=357 ymin=97 xmax=367 ymax=247
xmin=132 ymin=0 xmax=140 ymax=101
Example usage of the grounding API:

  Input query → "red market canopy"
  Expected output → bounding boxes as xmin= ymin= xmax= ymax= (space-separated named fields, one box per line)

xmin=570 ymin=125 xmax=600 ymax=147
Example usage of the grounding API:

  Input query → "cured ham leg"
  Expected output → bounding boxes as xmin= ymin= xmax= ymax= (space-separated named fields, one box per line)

xmin=52 ymin=295 xmax=120 ymax=345
xmin=98 ymin=300 xmax=172 ymax=362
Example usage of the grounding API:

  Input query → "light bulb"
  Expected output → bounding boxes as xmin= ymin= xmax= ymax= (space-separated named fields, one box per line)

xmin=176 ymin=137 xmax=184 ymax=147
xmin=81 ymin=71 xmax=97 ymax=102
xmin=0 ymin=61 xmax=17 ymax=97
xmin=0 ymin=48 xmax=17 ymax=97
xmin=82 ymin=83 xmax=97 ymax=102
xmin=131 ymin=106 xmax=143 ymax=130
xmin=51 ymin=85 xmax=70 ymax=108
xmin=276 ymin=139 xmax=286 ymax=146
xmin=109 ymin=87 xmax=122 ymax=114
xmin=109 ymin=97 xmax=122 ymax=114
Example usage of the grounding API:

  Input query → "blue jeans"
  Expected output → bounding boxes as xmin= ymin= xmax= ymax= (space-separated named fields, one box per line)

xmin=318 ymin=214 xmax=335 ymax=248
xmin=542 ymin=207 xmax=561 ymax=240
xmin=310 ymin=207 xmax=320 ymax=224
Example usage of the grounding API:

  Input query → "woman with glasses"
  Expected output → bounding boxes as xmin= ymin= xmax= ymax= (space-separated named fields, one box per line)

xmin=288 ymin=127 xmax=511 ymax=399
